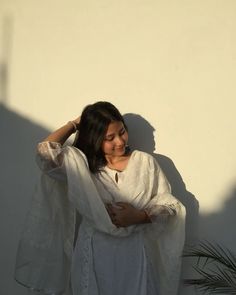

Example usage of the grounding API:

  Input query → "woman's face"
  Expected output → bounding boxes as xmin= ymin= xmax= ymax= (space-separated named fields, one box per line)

xmin=102 ymin=121 xmax=128 ymax=158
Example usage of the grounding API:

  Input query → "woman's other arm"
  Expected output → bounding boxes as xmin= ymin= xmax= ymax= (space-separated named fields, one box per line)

xmin=106 ymin=203 xmax=151 ymax=227
xmin=106 ymin=158 xmax=179 ymax=228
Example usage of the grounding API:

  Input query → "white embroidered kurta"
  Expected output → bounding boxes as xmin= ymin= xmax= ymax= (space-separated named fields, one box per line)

xmin=15 ymin=142 xmax=185 ymax=295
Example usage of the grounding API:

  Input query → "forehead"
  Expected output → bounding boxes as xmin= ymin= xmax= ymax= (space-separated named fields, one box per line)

xmin=105 ymin=121 xmax=125 ymax=134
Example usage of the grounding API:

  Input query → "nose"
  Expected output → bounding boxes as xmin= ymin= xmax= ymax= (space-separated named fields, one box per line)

xmin=115 ymin=135 xmax=125 ymax=146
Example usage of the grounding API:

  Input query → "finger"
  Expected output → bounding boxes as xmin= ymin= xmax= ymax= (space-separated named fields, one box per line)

xmin=114 ymin=220 xmax=121 ymax=227
xmin=106 ymin=203 xmax=113 ymax=209
xmin=112 ymin=203 xmax=124 ymax=209
xmin=115 ymin=202 xmax=127 ymax=206
xmin=111 ymin=208 xmax=124 ymax=216
xmin=106 ymin=204 xmax=115 ymax=214
xmin=113 ymin=202 xmax=127 ymax=209
xmin=106 ymin=208 xmax=113 ymax=215
xmin=116 ymin=203 xmax=133 ymax=211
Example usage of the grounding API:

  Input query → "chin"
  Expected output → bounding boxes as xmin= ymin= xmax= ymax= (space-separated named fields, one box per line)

xmin=115 ymin=148 xmax=126 ymax=155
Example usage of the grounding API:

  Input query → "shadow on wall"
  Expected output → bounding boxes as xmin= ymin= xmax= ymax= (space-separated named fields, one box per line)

xmin=1 ymin=106 xmax=235 ymax=295
xmin=199 ymin=186 xmax=236 ymax=247
xmin=123 ymin=113 xmax=199 ymax=244
xmin=0 ymin=103 xmax=50 ymax=295
xmin=124 ymin=113 xmax=236 ymax=295
xmin=188 ymin=186 xmax=236 ymax=295
xmin=123 ymin=113 xmax=199 ymax=295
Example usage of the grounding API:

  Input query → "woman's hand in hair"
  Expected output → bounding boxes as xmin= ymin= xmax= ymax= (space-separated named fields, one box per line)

xmin=73 ymin=116 xmax=81 ymax=125
xmin=41 ymin=116 xmax=81 ymax=144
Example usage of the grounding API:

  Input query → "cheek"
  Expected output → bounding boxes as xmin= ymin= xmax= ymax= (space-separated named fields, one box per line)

xmin=102 ymin=141 xmax=112 ymax=152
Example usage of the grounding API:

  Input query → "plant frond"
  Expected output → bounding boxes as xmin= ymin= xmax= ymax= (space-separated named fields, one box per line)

xmin=184 ymin=240 xmax=236 ymax=271
xmin=184 ymin=240 xmax=236 ymax=294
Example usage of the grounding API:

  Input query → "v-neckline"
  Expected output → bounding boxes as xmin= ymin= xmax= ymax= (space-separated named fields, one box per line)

xmin=105 ymin=150 xmax=135 ymax=173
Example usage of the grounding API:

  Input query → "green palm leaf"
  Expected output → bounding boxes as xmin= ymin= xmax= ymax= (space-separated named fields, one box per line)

xmin=183 ymin=241 xmax=236 ymax=294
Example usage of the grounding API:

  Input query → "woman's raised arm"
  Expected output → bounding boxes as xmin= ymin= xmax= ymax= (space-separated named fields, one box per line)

xmin=43 ymin=117 xmax=80 ymax=145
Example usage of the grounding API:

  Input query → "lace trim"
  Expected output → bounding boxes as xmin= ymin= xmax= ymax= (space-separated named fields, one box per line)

xmin=37 ymin=142 xmax=64 ymax=170
xmin=79 ymin=224 xmax=94 ymax=295
xmin=146 ymin=201 xmax=180 ymax=224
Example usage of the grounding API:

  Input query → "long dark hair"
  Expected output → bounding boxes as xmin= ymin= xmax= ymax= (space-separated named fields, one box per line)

xmin=73 ymin=101 xmax=127 ymax=173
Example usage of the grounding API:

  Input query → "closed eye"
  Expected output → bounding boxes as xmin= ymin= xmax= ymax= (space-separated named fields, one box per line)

xmin=119 ymin=128 xmax=126 ymax=136
xmin=105 ymin=136 xmax=114 ymax=141
xmin=104 ymin=127 xmax=126 ymax=141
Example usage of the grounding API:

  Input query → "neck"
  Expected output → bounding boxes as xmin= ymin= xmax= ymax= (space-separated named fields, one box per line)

xmin=105 ymin=155 xmax=124 ymax=165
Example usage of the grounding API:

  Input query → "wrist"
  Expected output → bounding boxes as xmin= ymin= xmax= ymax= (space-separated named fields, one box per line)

xmin=67 ymin=121 xmax=78 ymax=133
xmin=141 ymin=210 xmax=151 ymax=224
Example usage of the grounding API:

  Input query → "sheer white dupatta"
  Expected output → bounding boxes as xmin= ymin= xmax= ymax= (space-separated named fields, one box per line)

xmin=14 ymin=147 xmax=133 ymax=294
xmin=15 ymin=146 xmax=185 ymax=295
xmin=14 ymin=173 xmax=75 ymax=295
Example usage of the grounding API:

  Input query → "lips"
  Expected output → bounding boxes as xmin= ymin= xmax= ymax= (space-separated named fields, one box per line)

xmin=115 ymin=146 xmax=125 ymax=151
xmin=113 ymin=146 xmax=125 ymax=153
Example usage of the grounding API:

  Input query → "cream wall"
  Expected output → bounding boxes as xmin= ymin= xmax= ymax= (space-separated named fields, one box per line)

xmin=1 ymin=0 xmax=236 ymax=294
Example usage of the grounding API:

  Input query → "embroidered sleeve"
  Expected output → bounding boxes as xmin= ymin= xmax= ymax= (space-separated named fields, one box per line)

xmin=36 ymin=141 xmax=66 ymax=180
xmin=145 ymin=160 xmax=180 ymax=225
xmin=146 ymin=204 xmax=176 ymax=223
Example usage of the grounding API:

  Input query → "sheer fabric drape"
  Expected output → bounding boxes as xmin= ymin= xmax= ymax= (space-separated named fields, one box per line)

xmin=15 ymin=142 xmax=185 ymax=295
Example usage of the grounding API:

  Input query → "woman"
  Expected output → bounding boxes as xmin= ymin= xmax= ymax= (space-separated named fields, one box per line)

xmin=15 ymin=101 xmax=185 ymax=295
